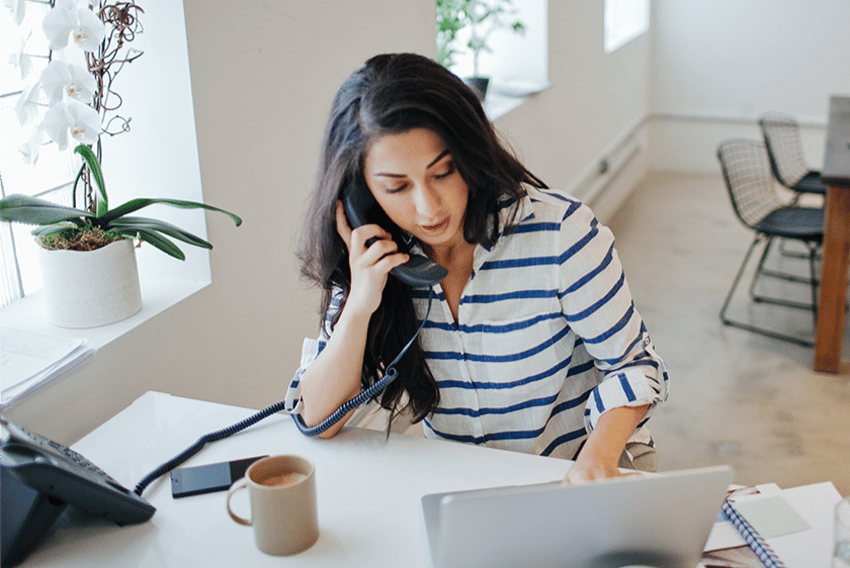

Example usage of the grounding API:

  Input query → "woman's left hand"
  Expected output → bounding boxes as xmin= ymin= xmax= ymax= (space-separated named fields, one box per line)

xmin=561 ymin=404 xmax=650 ymax=485
xmin=562 ymin=450 xmax=632 ymax=484
xmin=563 ymin=448 xmax=640 ymax=485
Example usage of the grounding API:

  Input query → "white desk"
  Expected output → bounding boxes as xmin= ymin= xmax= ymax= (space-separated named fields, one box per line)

xmin=18 ymin=391 xmax=572 ymax=567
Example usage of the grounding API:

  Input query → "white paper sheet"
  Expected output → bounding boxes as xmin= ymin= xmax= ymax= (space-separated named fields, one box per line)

xmin=1 ymin=327 xmax=94 ymax=404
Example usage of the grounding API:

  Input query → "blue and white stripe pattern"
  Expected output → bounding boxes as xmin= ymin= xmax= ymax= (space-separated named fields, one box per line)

xmin=287 ymin=186 xmax=668 ymax=460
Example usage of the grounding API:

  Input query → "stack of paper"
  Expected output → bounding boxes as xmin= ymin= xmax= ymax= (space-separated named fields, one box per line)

xmin=1 ymin=327 xmax=94 ymax=406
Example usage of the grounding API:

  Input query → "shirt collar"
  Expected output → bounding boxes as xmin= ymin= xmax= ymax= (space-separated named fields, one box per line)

xmin=482 ymin=189 xmax=534 ymax=251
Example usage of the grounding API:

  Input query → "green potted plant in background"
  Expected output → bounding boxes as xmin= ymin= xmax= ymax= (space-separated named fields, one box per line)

xmin=0 ymin=0 xmax=241 ymax=328
xmin=435 ymin=0 xmax=525 ymax=100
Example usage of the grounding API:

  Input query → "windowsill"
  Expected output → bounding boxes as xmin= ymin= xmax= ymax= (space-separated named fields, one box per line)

xmin=2 ymin=275 xmax=210 ymax=409
xmin=484 ymin=81 xmax=551 ymax=120
xmin=1 ymin=272 xmax=208 ymax=351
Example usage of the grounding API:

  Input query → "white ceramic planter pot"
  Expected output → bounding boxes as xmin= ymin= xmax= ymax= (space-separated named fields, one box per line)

xmin=38 ymin=238 xmax=142 ymax=328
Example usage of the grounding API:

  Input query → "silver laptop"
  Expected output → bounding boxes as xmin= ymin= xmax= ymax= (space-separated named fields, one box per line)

xmin=421 ymin=465 xmax=733 ymax=568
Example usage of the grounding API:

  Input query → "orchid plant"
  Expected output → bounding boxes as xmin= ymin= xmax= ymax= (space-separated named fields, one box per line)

xmin=7 ymin=0 xmax=140 ymax=169
xmin=1 ymin=145 xmax=242 ymax=260
xmin=1 ymin=0 xmax=241 ymax=260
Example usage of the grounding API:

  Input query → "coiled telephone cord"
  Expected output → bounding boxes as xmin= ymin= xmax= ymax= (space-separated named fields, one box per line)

xmin=133 ymin=290 xmax=433 ymax=496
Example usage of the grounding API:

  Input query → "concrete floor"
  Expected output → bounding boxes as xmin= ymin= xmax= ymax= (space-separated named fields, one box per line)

xmin=608 ymin=171 xmax=850 ymax=497
xmin=356 ymin=171 xmax=850 ymax=496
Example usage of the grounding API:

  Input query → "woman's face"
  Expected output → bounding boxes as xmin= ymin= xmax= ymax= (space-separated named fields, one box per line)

xmin=362 ymin=128 xmax=469 ymax=252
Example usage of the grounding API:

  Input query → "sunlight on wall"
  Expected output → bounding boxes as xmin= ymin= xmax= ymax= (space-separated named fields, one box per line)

xmin=604 ymin=0 xmax=650 ymax=53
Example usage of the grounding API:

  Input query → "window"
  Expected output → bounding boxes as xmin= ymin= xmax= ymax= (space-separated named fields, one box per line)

xmin=437 ymin=0 xmax=549 ymax=119
xmin=0 ymin=2 xmax=80 ymax=305
xmin=0 ymin=1 xmax=210 ymax=314
xmin=1 ymin=2 xmax=211 ymax=358
xmin=604 ymin=0 xmax=650 ymax=53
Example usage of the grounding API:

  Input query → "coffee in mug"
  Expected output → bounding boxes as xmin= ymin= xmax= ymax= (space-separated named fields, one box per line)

xmin=226 ymin=455 xmax=318 ymax=556
xmin=260 ymin=472 xmax=307 ymax=487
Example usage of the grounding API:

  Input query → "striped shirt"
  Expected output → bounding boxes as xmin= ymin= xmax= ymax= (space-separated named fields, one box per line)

xmin=286 ymin=186 xmax=668 ymax=460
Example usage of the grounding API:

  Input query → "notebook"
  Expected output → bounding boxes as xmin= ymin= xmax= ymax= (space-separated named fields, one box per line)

xmin=420 ymin=465 xmax=734 ymax=568
xmin=721 ymin=492 xmax=787 ymax=568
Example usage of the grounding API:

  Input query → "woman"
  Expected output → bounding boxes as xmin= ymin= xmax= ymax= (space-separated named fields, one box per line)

xmin=286 ymin=53 xmax=668 ymax=482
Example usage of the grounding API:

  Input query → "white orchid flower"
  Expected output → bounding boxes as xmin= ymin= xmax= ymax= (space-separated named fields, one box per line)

xmin=14 ymin=81 xmax=41 ymax=127
xmin=8 ymin=31 xmax=33 ymax=80
xmin=19 ymin=125 xmax=45 ymax=166
xmin=43 ymin=100 xmax=100 ymax=151
xmin=42 ymin=0 xmax=105 ymax=53
xmin=2 ymin=0 xmax=26 ymax=27
xmin=40 ymin=60 xmax=96 ymax=105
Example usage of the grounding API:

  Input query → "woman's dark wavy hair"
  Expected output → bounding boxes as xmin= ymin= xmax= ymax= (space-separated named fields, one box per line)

xmin=298 ymin=53 xmax=547 ymax=427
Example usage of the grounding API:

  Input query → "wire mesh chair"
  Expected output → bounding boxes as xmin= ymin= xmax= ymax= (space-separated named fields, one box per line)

xmin=716 ymin=139 xmax=823 ymax=346
xmin=759 ymin=113 xmax=828 ymax=200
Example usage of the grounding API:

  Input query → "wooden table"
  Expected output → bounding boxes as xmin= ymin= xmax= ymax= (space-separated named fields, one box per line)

xmin=813 ymin=95 xmax=850 ymax=372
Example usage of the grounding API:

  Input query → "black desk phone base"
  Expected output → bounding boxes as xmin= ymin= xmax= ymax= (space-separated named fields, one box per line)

xmin=0 ymin=417 xmax=155 ymax=566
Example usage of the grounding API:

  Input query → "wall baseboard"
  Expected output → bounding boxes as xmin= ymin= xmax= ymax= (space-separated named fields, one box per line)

xmin=574 ymin=110 xmax=828 ymax=222
xmin=648 ymin=112 xmax=827 ymax=175
xmin=586 ymin=142 xmax=647 ymax=226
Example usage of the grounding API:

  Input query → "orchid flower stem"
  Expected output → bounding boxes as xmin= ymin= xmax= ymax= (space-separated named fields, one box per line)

xmin=72 ymin=162 xmax=85 ymax=210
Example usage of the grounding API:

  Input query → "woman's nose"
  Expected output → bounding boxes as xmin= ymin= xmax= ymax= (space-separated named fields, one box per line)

xmin=413 ymin=183 xmax=440 ymax=217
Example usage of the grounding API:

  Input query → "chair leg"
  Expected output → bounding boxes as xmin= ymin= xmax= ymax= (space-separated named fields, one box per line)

xmin=747 ymin=237 xmax=775 ymax=300
xmin=721 ymin=236 xmax=761 ymax=325
xmin=761 ymin=238 xmax=819 ymax=285
xmin=720 ymin=234 xmax=815 ymax=347
xmin=808 ymin=243 xmax=819 ymax=329
xmin=779 ymin=237 xmax=822 ymax=263
xmin=748 ymin=237 xmax=818 ymax=311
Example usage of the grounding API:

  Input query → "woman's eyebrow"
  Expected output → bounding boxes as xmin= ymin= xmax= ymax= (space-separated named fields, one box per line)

xmin=373 ymin=150 xmax=451 ymax=178
xmin=427 ymin=150 xmax=450 ymax=168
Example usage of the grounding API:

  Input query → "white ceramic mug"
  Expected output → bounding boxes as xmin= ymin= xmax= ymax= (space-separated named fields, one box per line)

xmin=226 ymin=455 xmax=318 ymax=556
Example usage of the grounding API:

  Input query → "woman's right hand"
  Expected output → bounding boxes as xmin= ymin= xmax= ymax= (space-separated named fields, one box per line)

xmin=335 ymin=201 xmax=409 ymax=317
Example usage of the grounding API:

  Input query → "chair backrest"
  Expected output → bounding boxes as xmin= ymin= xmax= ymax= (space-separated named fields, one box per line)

xmin=758 ymin=113 xmax=809 ymax=187
xmin=717 ymin=139 xmax=785 ymax=230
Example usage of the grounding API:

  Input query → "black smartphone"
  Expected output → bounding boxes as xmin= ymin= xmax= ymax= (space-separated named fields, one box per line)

xmin=170 ymin=455 xmax=268 ymax=499
xmin=342 ymin=180 xmax=447 ymax=287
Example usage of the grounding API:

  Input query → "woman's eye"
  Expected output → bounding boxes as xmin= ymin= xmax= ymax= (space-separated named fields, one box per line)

xmin=434 ymin=161 xmax=456 ymax=179
xmin=385 ymin=183 xmax=408 ymax=194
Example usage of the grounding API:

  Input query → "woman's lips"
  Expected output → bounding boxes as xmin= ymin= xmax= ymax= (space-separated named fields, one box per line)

xmin=421 ymin=218 xmax=449 ymax=232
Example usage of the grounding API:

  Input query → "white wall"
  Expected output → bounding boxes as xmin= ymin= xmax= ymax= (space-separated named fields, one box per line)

xmin=6 ymin=0 xmax=436 ymax=444
xmin=494 ymin=1 xmax=651 ymax=223
xmin=649 ymin=0 xmax=850 ymax=174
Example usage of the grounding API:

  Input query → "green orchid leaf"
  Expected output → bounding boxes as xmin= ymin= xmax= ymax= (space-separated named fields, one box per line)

xmin=73 ymin=145 xmax=108 ymax=213
xmin=113 ymin=226 xmax=187 ymax=261
xmin=0 ymin=194 xmax=95 ymax=225
xmin=100 ymin=198 xmax=242 ymax=227
xmin=31 ymin=224 xmax=76 ymax=237
xmin=108 ymin=216 xmax=212 ymax=249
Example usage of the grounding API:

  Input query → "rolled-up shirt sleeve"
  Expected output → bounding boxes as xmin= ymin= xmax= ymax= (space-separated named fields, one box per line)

xmin=555 ymin=200 xmax=669 ymax=434
xmin=285 ymin=292 xmax=342 ymax=415
xmin=284 ymin=336 xmax=327 ymax=415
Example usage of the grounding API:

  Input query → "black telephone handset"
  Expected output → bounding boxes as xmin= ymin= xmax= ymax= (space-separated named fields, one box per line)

xmin=1 ymin=417 xmax=155 ymax=566
xmin=342 ymin=182 xmax=447 ymax=287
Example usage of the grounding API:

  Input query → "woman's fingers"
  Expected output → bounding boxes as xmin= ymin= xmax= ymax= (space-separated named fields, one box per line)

xmin=336 ymin=200 xmax=408 ymax=268
xmin=336 ymin=200 xmax=392 ymax=254
xmin=334 ymin=200 xmax=409 ymax=317
xmin=335 ymin=201 xmax=353 ymax=250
